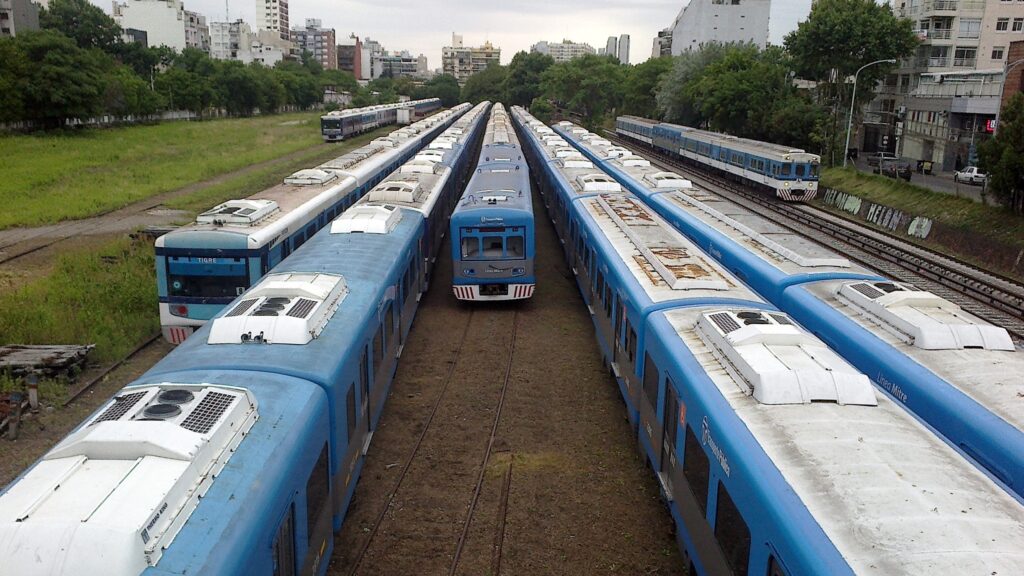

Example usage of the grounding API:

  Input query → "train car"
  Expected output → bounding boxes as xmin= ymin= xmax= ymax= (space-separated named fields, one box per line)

xmin=320 ymin=98 xmax=442 ymax=142
xmin=615 ymin=115 xmax=820 ymax=201
xmin=450 ymin=104 xmax=535 ymax=301
xmin=0 ymin=109 xmax=484 ymax=576
xmin=157 ymin=104 xmax=471 ymax=344
xmin=555 ymin=120 xmax=1024 ymax=501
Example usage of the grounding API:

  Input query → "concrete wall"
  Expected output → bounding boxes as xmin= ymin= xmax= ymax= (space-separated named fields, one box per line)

xmin=670 ymin=0 xmax=770 ymax=53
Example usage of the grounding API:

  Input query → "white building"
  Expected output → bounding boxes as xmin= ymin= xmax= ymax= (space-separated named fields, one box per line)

xmin=361 ymin=37 xmax=382 ymax=80
xmin=605 ymin=36 xmax=618 ymax=61
xmin=668 ymin=0 xmax=771 ymax=53
xmin=618 ymin=33 xmax=631 ymax=64
xmin=254 ymin=0 xmax=288 ymax=41
xmin=530 ymin=39 xmax=596 ymax=62
xmin=0 ymin=0 xmax=39 ymax=37
xmin=442 ymin=32 xmax=500 ymax=85
xmin=210 ymin=20 xmax=254 ymax=63
xmin=112 ymin=0 xmax=202 ymax=52
xmin=652 ymin=28 xmax=673 ymax=58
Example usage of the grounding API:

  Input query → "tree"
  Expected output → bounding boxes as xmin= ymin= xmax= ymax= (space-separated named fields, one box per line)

xmin=155 ymin=65 xmax=214 ymax=116
xmin=540 ymin=54 xmax=626 ymax=128
xmin=416 ymin=74 xmax=461 ymax=107
xmin=102 ymin=65 xmax=163 ymax=117
xmin=504 ymin=51 xmax=554 ymax=107
xmin=979 ymin=93 xmax=1024 ymax=215
xmin=321 ymin=69 xmax=359 ymax=94
xmin=655 ymin=43 xmax=731 ymax=125
xmin=622 ymin=56 xmax=672 ymax=117
xmin=15 ymin=30 xmax=110 ymax=126
xmin=785 ymin=0 xmax=918 ymax=164
xmin=461 ymin=64 xmax=508 ymax=104
xmin=0 ymin=37 xmax=27 ymax=122
xmin=275 ymin=59 xmax=321 ymax=109
xmin=529 ymin=97 xmax=554 ymax=124
xmin=40 ymin=0 xmax=122 ymax=52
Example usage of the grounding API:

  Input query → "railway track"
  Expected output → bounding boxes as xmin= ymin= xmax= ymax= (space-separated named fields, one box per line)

xmin=346 ymin=308 xmax=519 ymax=576
xmin=605 ymin=131 xmax=1024 ymax=340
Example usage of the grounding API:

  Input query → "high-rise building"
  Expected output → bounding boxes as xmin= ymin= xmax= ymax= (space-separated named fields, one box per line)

xmin=112 ymin=0 xmax=194 ymax=52
xmin=652 ymin=28 xmax=673 ymax=59
xmin=617 ymin=34 xmax=630 ymax=64
xmin=531 ymin=39 xmax=595 ymax=62
xmin=210 ymin=20 xmax=254 ymax=63
xmin=668 ymin=0 xmax=771 ymax=53
xmin=0 ymin=0 xmax=39 ymax=37
xmin=255 ymin=0 xmax=289 ymax=41
xmin=373 ymin=50 xmax=430 ymax=79
xmin=184 ymin=9 xmax=209 ymax=52
xmin=605 ymin=36 xmax=618 ymax=61
xmin=337 ymin=34 xmax=362 ymax=79
xmin=442 ymin=33 xmax=500 ymax=84
xmin=361 ymin=37 xmax=382 ymax=80
xmin=863 ymin=0 xmax=1024 ymax=170
xmin=292 ymin=18 xmax=337 ymax=70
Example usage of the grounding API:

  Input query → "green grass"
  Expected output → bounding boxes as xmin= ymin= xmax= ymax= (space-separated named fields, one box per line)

xmin=0 ymin=113 xmax=326 ymax=230
xmin=164 ymin=128 xmax=391 ymax=216
xmin=821 ymin=167 xmax=1024 ymax=250
xmin=0 ymin=237 xmax=158 ymax=364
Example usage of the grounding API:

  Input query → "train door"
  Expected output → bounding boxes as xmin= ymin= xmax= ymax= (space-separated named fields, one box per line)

xmin=661 ymin=382 xmax=680 ymax=498
xmin=359 ymin=350 xmax=370 ymax=439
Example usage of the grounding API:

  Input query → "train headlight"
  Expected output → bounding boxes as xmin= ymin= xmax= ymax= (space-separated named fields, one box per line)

xmin=172 ymin=305 xmax=189 ymax=317
xmin=464 ymin=268 xmax=476 ymax=275
xmin=513 ymin=268 xmax=525 ymax=276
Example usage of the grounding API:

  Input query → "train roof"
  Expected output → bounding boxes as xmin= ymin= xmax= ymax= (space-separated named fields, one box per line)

xmin=803 ymin=279 xmax=1024 ymax=434
xmin=652 ymin=307 xmax=1024 ymax=574
xmin=320 ymin=98 xmax=441 ymax=120
xmin=576 ymin=193 xmax=761 ymax=306
xmin=0 ymin=373 xmax=325 ymax=575
xmin=452 ymin=167 xmax=532 ymax=218
xmin=561 ymin=127 xmax=872 ymax=279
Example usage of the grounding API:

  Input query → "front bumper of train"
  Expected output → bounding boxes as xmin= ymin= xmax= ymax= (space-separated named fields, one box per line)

xmin=453 ymin=283 xmax=535 ymax=301
xmin=159 ymin=302 xmax=225 ymax=344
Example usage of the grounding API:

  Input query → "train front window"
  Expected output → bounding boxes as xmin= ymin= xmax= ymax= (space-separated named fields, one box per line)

xmin=168 ymin=272 xmax=248 ymax=298
xmin=482 ymin=237 xmax=504 ymax=258
xmin=780 ymin=163 xmax=792 ymax=177
xmin=506 ymin=236 xmax=525 ymax=258
xmin=461 ymin=237 xmax=481 ymax=259
xmin=809 ymin=163 xmax=820 ymax=178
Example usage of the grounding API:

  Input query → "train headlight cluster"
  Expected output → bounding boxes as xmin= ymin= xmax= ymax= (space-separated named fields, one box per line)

xmin=172 ymin=305 xmax=189 ymax=317
xmin=513 ymin=268 xmax=525 ymax=276
xmin=464 ymin=268 xmax=476 ymax=275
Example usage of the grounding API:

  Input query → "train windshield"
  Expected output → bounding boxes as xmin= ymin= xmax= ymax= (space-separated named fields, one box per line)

xmin=321 ymin=118 xmax=342 ymax=130
xmin=460 ymin=226 xmax=526 ymax=260
xmin=808 ymin=163 xmax=820 ymax=178
xmin=166 ymin=256 xmax=249 ymax=298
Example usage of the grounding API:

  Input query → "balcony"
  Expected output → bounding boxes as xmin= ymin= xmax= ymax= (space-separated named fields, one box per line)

xmin=928 ymin=29 xmax=952 ymax=40
xmin=953 ymin=57 xmax=977 ymax=67
xmin=927 ymin=56 xmax=950 ymax=67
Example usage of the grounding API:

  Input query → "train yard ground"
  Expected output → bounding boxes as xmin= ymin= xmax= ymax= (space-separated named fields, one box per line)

xmin=331 ymin=185 xmax=682 ymax=575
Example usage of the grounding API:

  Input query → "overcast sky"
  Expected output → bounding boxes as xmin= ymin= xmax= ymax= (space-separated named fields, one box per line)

xmin=96 ymin=0 xmax=814 ymax=68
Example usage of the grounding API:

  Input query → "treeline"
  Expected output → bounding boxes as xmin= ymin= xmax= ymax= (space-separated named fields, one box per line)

xmin=0 ymin=0 xmax=462 ymax=128
xmin=458 ymin=0 xmax=918 ymax=166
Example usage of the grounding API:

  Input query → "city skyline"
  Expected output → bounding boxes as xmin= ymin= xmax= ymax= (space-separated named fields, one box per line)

xmin=89 ymin=0 xmax=812 ymax=68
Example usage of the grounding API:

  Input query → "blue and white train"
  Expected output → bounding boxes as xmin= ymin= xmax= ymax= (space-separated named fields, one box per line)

xmin=615 ymin=116 xmax=820 ymax=201
xmin=513 ymin=106 xmax=1024 ymax=576
xmin=450 ymin=104 xmax=535 ymax=301
xmin=0 ymin=104 xmax=487 ymax=576
xmin=555 ymin=119 xmax=1024 ymax=502
xmin=157 ymin=104 xmax=470 ymax=344
xmin=320 ymin=98 xmax=442 ymax=142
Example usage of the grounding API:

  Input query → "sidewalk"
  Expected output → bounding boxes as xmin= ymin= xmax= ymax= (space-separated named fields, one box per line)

xmin=849 ymin=157 xmax=995 ymax=205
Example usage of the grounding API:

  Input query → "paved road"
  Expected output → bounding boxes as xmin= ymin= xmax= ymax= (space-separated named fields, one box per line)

xmin=849 ymin=157 xmax=994 ymax=205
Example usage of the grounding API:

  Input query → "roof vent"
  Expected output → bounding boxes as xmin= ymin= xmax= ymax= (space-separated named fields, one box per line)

xmin=331 ymin=204 xmax=403 ymax=235
xmin=646 ymin=171 xmax=692 ymax=189
xmin=620 ymin=157 xmax=652 ymax=168
xmin=284 ymin=169 xmax=337 ymax=186
xmin=563 ymin=158 xmax=594 ymax=169
xmin=429 ymin=138 xmax=455 ymax=150
xmin=196 ymin=199 xmax=279 ymax=226
xmin=838 ymin=282 xmax=1014 ymax=350
xmin=400 ymin=160 xmax=438 ymax=174
xmin=604 ymin=147 xmax=632 ymax=159
xmin=554 ymin=147 xmax=579 ymax=158
xmin=536 ymin=126 xmax=554 ymax=135
xmin=371 ymin=138 xmax=395 ymax=148
xmin=595 ymin=195 xmax=728 ymax=291
xmin=697 ymin=311 xmax=877 ymax=406
xmin=368 ymin=180 xmax=420 ymax=203
xmin=570 ymin=127 xmax=588 ymax=135
xmin=209 ymin=273 xmax=348 ymax=345
xmin=415 ymin=150 xmax=445 ymax=164
xmin=578 ymin=174 xmax=622 ymax=193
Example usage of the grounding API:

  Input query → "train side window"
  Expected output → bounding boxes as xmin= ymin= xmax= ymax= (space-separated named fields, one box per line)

xmin=642 ymin=353 xmax=660 ymax=408
xmin=386 ymin=304 xmax=395 ymax=340
xmin=604 ymin=284 xmax=613 ymax=318
xmin=272 ymin=504 xmax=296 ymax=576
xmin=305 ymin=443 xmax=330 ymax=547
xmin=768 ymin=556 xmax=789 ymax=576
xmin=346 ymin=385 xmax=356 ymax=444
xmin=684 ymin=426 xmax=711 ymax=516
xmin=628 ymin=327 xmax=637 ymax=364
xmin=360 ymin=348 xmax=369 ymax=402
xmin=373 ymin=326 xmax=383 ymax=365
xmin=716 ymin=482 xmax=751 ymax=576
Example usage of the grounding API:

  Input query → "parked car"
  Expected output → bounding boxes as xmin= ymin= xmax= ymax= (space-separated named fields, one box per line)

xmin=872 ymin=157 xmax=913 ymax=181
xmin=866 ymin=151 xmax=899 ymax=167
xmin=954 ymin=166 xmax=987 ymax=185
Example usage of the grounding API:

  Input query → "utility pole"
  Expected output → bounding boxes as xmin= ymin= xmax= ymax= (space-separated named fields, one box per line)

xmin=844 ymin=59 xmax=896 ymax=168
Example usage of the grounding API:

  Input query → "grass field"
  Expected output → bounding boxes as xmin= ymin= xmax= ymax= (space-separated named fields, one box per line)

xmin=0 ymin=112 xmax=325 ymax=230
xmin=0 ymin=237 xmax=157 ymax=365
xmin=821 ymin=168 xmax=1024 ymax=250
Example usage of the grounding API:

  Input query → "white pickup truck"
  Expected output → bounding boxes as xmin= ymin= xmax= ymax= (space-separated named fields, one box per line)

xmin=954 ymin=166 xmax=987 ymax=185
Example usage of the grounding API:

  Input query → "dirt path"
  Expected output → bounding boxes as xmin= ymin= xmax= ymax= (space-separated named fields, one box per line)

xmin=330 ymin=185 xmax=684 ymax=575
xmin=0 ymin=141 xmax=337 ymax=270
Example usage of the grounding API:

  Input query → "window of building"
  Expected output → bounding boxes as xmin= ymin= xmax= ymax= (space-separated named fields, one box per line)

xmin=684 ymin=426 xmax=711 ymax=516
xmin=1015 ymin=18 xmax=1024 ymax=32
xmin=993 ymin=46 xmax=1005 ymax=60
xmin=958 ymin=18 xmax=981 ymax=38
xmin=996 ymin=18 xmax=1009 ymax=32
xmin=715 ymin=483 xmax=751 ymax=576
xmin=954 ymin=47 xmax=977 ymax=66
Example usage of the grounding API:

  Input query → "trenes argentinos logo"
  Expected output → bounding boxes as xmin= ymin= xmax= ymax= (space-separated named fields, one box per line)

xmin=701 ymin=416 xmax=731 ymax=477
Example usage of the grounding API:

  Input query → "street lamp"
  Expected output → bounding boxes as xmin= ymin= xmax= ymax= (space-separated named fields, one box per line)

xmin=843 ymin=58 xmax=897 ymax=168
xmin=993 ymin=58 xmax=1024 ymax=137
